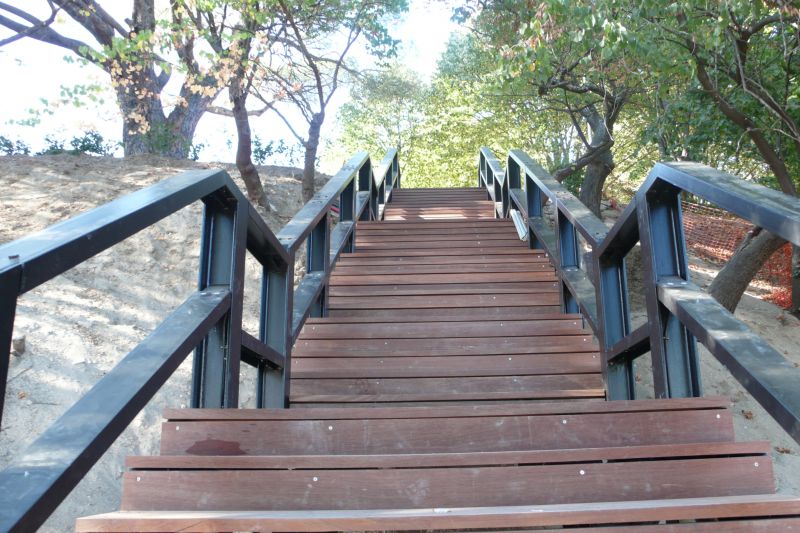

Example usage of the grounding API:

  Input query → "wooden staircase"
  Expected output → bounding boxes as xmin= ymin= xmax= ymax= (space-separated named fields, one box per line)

xmin=77 ymin=188 xmax=800 ymax=531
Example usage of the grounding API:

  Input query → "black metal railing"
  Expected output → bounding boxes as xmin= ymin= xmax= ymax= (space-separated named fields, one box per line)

xmin=480 ymin=146 xmax=800 ymax=444
xmin=0 ymin=148 xmax=400 ymax=531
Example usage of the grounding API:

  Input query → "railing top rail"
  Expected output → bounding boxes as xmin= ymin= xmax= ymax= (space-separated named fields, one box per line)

xmin=508 ymin=149 xmax=609 ymax=247
xmin=373 ymin=147 xmax=397 ymax=188
xmin=0 ymin=169 xmax=285 ymax=295
xmin=651 ymin=162 xmax=800 ymax=246
xmin=277 ymin=151 xmax=369 ymax=253
xmin=480 ymin=146 xmax=505 ymax=183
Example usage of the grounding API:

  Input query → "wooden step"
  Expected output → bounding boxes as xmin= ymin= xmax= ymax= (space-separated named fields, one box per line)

xmin=157 ymin=399 xmax=736 ymax=456
xmin=77 ymin=495 xmax=800 ymax=531
xmin=117 ymin=442 xmax=773 ymax=512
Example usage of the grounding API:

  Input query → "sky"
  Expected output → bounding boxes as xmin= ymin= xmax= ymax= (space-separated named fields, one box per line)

xmin=0 ymin=0 xmax=462 ymax=173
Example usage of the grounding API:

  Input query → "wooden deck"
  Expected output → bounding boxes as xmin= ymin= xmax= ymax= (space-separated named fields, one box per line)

xmin=77 ymin=188 xmax=800 ymax=531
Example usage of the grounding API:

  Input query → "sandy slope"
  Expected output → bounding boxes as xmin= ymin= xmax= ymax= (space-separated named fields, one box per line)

xmin=0 ymin=154 xmax=327 ymax=531
xmin=0 ymin=154 xmax=799 ymax=531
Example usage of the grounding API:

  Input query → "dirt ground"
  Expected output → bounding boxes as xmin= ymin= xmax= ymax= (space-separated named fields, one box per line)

xmin=0 ymin=154 xmax=328 ymax=531
xmin=0 ymin=154 xmax=799 ymax=531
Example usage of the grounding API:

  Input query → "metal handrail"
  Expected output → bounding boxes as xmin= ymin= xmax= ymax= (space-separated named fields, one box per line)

xmin=480 ymin=146 xmax=800 ymax=446
xmin=0 ymin=148 xmax=400 ymax=531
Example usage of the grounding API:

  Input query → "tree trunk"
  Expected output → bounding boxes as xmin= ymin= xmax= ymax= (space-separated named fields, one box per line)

xmin=708 ymin=227 xmax=785 ymax=312
xmin=302 ymin=114 xmax=323 ymax=203
xmin=113 ymin=65 xmax=215 ymax=159
xmin=579 ymin=104 xmax=614 ymax=217
xmin=230 ymin=79 xmax=269 ymax=211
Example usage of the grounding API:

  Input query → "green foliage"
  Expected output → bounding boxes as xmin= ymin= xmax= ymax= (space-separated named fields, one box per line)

xmin=0 ymin=136 xmax=31 ymax=156
xmin=252 ymin=137 xmax=287 ymax=165
xmin=189 ymin=142 xmax=205 ymax=161
xmin=333 ymin=33 xmax=578 ymax=188
xmin=36 ymin=135 xmax=66 ymax=155
xmin=35 ymin=131 xmax=114 ymax=156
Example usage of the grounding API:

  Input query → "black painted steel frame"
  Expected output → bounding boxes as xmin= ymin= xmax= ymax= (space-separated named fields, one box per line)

xmin=0 ymin=148 xmax=400 ymax=531
xmin=479 ymin=147 xmax=800 ymax=445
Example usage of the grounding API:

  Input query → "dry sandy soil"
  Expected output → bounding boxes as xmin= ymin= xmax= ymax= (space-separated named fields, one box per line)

xmin=0 ymin=154 xmax=799 ymax=531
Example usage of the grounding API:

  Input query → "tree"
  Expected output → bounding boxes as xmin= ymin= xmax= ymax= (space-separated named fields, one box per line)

xmin=335 ymin=65 xmax=427 ymax=182
xmin=337 ymin=66 xmax=425 ymax=160
xmin=464 ymin=0 xmax=800 ymax=313
xmin=584 ymin=0 xmax=800 ymax=312
xmin=0 ymin=1 xmax=238 ymax=158
xmin=198 ymin=0 xmax=278 ymax=211
xmin=459 ymin=0 xmax=648 ymax=216
xmin=253 ymin=0 xmax=407 ymax=202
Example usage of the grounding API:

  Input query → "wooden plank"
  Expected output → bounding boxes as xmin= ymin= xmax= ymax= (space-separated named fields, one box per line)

xmin=290 ymin=391 xmax=606 ymax=404
xmin=355 ymin=233 xmax=524 ymax=243
xmin=337 ymin=255 xmax=550 ymax=267
xmin=127 ymin=441 xmax=771 ymax=470
xmin=346 ymin=247 xmax=538 ymax=257
xmin=384 ymin=215 xmax=496 ymax=221
xmin=327 ymin=292 xmax=560 ymax=307
xmin=162 ymin=397 xmax=734 ymax=420
xmin=326 ymin=306 xmax=564 ymax=319
xmin=119 ymin=457 xmax=772 ymax=512
xmin=387 ymin=201 xmax=493 ymax=207
xmin=297 ymin=319 xmax=590 ymax=339
xmin=329 ymin=282 xmax=558 ymax=297
xmin=385 ymin=208 xmax=495 ymax=213
xmin=290 ymin=374 xmax=603 ymax=396
xmin=353 ymin=239 xmax=525 ymax=250
xmin=356 ymin=222 xmax=515 ymax=232
xmin=305 ymin=312 xmax=580 ymax=324
xmin=158 ymin=409 xmax=734 ymax=455
xmin=293 ymin=335 xmax=597 ymax=357
xmin=332 ymin=263 xmax=552 ymax=276
xmin=291 ymin=353 xmax=599 ymax=378
xmin=72 ymin=496 xmax=800 ymax=532
xmin=330 ymin=273 xmax=557 ymax=287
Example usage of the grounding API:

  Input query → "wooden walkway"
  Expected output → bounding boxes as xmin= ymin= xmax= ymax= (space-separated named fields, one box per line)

xmin=78 ymin=188 xmax=800 ymax=531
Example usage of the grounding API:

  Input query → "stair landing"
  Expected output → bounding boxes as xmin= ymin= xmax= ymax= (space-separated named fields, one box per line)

xmin=77 ymin=188 xmax=800 ymax=531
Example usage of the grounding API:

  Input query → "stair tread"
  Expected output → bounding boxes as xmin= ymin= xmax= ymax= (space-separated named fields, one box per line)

xmin=127 ymin=441 xmax=771 ymax=469
xmin=76 ymin=495 xmax=800 ymax=532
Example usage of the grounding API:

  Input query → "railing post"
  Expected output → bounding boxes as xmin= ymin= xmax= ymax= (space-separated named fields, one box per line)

xmin=378 ymin=179 xmax=386 ymax=218
xmin=393 ymin=154 xmax=401 ymax=189
xmin=191 ymin=193 xmax=247 ymax=408
xmin=307 ymin=213 xmax=330 ymax=316
xmin=525 ymin=174 xmax=544 ymax=250
xmin=556 ymin=207 xmax=580 ymax=314
xmin=257 ymin=258 xmax=294 ymax=408
xmin=339 ymin=176 xmax=356 ymax=253
xmin=493 ymin=170 xmax=502 ymax=219
xmin=637 ymin=182 xmax=701 ymax=398
xmin=596 ymin=252 xmax=635 ymax=399
xmin=358 ymin=160 xmax=372 ymax=221
xmin=369 ymin=168 xmax=379 ymax=221
xmin=0 ymin=268 xmax=20 ymax=429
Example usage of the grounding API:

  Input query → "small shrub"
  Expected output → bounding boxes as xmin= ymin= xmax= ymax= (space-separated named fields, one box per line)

xmin=69 ymin=130 xmax=113 ymax=156
xmin=36 ymin=131 xmax=113 ymax=156
xmin=189 ymin=142 xmax=204 ymax=161
xmin=37 ymin=135 xmax=66 ymax=155
xmin=0 ymin=136 xmax=31 ymax=155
